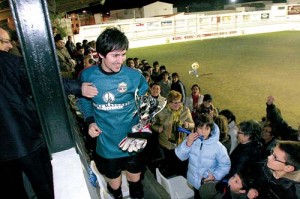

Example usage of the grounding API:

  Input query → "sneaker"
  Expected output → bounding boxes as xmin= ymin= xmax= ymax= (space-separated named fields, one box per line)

xmin=88 ymin=165 xmax=98 ymax=187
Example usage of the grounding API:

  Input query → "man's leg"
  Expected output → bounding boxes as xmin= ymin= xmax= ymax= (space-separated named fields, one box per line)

xmin=125 ymin=154 xmax=144 ymax=199
xmin=95 ymin=155 xmax=123 ymax=199
xmin=21 ymin=146 xmax=54 ymax=199
xmin=106 ymin=176 xmax=122 ymax=199
xmin=0 ymin=159 xmax=29 ymax=199
xmin=126 ymin=172 xmax=143 ymax=199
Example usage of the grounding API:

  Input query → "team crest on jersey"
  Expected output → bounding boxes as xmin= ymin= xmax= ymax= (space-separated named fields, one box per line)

xmin=102 ymin=92 xmax=115 ymax=103
xmin=118 ymin=82 xmax=127 ymax=93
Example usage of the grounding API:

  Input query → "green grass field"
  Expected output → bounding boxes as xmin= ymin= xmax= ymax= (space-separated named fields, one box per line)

xmin=127 ymin=31 xmax=300 ymax=128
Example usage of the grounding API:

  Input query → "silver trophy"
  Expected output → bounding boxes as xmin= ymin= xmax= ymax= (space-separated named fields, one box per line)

xmin=119 ymin=89 xmax=167 ymax=152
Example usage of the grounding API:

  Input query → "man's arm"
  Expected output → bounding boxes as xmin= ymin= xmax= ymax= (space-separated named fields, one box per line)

xmin=266 ymin=96 xmax=298 ymax=140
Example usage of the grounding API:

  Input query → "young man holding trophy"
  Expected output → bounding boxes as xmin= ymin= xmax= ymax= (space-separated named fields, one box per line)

xmin=77 ymin=28 xmax=165 ymax=199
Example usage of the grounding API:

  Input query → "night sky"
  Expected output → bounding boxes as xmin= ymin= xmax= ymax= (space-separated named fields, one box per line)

xmin=88 ymin=0 xmax=263 ymax=13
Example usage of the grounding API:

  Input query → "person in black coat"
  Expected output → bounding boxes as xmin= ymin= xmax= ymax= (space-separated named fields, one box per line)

xmin=171 ymin=72 xmax=186 ymax=103
xmin=247 ymin=140 xmax=300 ymax=199
xmin=227 ymin=120 xmax=263 ymax=178
xmin=266 ymin=95 xmax=299 ymax=141
xmin=0 ymin=27 xmax=54 ymax=198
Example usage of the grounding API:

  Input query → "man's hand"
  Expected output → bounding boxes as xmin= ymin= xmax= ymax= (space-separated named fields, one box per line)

xmin=267 ymin=95 xmax=275 ymax=105
xmin=247 ymin=188 xmax=259 ymax=199
xmin=88 ymin=123 xmax=102 ymax=138
xmin=82 ymin=83 xmax=98 ymax=98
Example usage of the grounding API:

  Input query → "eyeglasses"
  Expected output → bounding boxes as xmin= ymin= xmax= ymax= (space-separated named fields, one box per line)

xmin=0 ymin=39 xmax=12 ymax=44
xmin=270 ymin=148 xmax=287 ymax=164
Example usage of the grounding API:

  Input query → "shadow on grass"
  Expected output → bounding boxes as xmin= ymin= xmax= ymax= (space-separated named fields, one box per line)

xmin=200 ymin=73 xmax=213 ymax=76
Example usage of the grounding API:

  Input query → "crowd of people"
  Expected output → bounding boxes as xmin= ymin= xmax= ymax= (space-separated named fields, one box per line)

xmin=1 ymin=23 xmax=300 ymax=199
xmin=62 ymin=28 xmax=300 ymax=199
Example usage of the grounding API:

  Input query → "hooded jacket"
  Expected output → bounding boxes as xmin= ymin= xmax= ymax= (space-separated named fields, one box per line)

xmin=175 ymin=123 xmax=231 ymax=189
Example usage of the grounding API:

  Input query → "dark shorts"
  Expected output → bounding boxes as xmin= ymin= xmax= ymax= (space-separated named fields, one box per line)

xmin=94 ymin=154 xmax=143 ymax=179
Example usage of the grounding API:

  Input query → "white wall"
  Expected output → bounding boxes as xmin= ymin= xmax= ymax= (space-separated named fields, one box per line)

xmin=143 ymin=1 xmax=174 ymax=17
xmin=74 ymin=4 xmax=300 ymax=48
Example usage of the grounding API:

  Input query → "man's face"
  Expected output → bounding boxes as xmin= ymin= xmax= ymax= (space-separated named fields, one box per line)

xmin=228 ymin=174 xmax=244 ymax=193
xmin=172 ymin=76 xmax=178 ymax=83
xmin=55 ymin=40 xmax=65 ymax=49
xmin=261 ymin=126 xmax=273 ymax=142
xmin=267 ymin=146 xmax=288 ymax=174
xmin=0 ymin=30 xmax=13 ymax=52
xmin=203 ymin=100 xmax=212 ymax=108
xmin=127 ymin=60 xmax=134 ymax=68
xmin=100 ymin=50 xmax=126 ymax=73
xmin=150 ymin=85 xmax=161 ymax=97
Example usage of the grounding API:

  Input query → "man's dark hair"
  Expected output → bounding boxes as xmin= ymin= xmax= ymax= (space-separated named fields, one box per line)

xmin=277 ymin=140 xmax=300 ymax=170
xmin=96 ymin=28 xmax=129 ymax=57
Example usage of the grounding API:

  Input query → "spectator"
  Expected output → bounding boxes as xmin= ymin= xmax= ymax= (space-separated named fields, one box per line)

xmin=133 ymin=57 xmax=140 ymax=69
xmin=266 ymin=96 xmax=299 ymax=141
xmin=247 ymin=141 xmax=300 ymax=199
xmin=77 ymin=28 xmax=148 ymax=199
xmin=196 ymin=94 xmax=218 ymax=118
xmin=0 ymin=27 xmax=54 ymax=199
xmin=54 ymin=34 xmax=76 ymax=78
xmin=157 ymin=71 xmax=171 ymax=98
xmin=185 ymin=84 xmax=204 ymax=120
xmin=65 ymin=35 xmax=76 ymax=58
xmin=74 ymin=45 xmax=85 ymax=77
xmin=175 ymin=114 xmax=230 ymax=199
xmin=200 ymin=168 xmax=254 ymax=199
xmin=260 ymin=121 xmax=277 ymax=160
xmin=227 ymin=120 xmax=263 ymax=178
xmin=214 ymin=115 xmax=231 ymax=154
xmin=152 ymin=90 xmax=194 ymax=177
xmin=151 ymin=61 xmax=160 ymax=82
xmin=219 ymin=109 xmax=239 ymax=154
xmin=126 ymin=57 xmax=135 ymax=68
xmin=171 ymin=72 xmax=186 ymax=103
xmin=143 ymin=83 xmax=167 ymax=165
xmin=142 ymin=71 xmax=153 ymax=90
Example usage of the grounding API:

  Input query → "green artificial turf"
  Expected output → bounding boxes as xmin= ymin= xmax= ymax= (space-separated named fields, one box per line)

xmin=127 ymin=31 xmax=300 ymax=128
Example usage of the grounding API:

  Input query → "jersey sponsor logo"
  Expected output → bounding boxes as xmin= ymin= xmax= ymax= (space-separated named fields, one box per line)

xmin=102 ymin=92 xmax=115 ymax=103
xmin=118 ymin=82 xmax=127 ymax=93
xmin=93 ymin=100 xmax=132 ymax=111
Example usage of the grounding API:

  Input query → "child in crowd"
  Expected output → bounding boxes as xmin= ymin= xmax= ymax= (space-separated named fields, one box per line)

xmin=175 ymin=114 xmax=230 ymax=199
xmin=247 ymin=140 xmax=300 ymax=199
xmin=197 ymin=94 xmax=218 ymax=118
xmin=199 ymin=168 xmax=253 ymax=199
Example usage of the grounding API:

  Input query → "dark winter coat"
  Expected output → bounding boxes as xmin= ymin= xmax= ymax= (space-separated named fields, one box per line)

xmin=228 ymin=141 xmax=263 ymax=177
xmin=253 ymin=165 xmax=300 ymax=199
xmin=0 ymin=51 xmax=44 ymax=162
